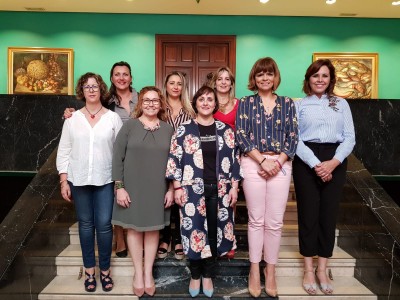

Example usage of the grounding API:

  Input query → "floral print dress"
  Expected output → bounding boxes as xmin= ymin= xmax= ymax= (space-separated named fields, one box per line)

xmin=166 ymin=119 xmax=242 ymax=260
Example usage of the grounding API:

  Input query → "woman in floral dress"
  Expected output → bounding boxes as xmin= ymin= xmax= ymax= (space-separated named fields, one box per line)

xmin=166 ymin=85 xmax=241 ymax=298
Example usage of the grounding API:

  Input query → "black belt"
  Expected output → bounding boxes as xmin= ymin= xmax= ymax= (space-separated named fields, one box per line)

xmin=304 ymin=141 xmax=339 ymax=147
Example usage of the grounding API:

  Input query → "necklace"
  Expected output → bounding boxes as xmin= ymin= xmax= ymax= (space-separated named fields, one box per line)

xmin=218 ymin=98 xmax=233 ymax=113
xmin=85 ymin=106 xmax=103 ymax=119
xmin=139 ymin=117 xmax=160 ymax=132
xmin=219 ymin=98 xmax=232 ymax=108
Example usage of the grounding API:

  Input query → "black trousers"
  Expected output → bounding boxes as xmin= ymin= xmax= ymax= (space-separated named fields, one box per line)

xmin=189 ymin=183 xmax=218 ymax=279
xmin=293 ymin=142 xmax=347 ymax=258
xmin=159 ymin=203 xmax=181 ymax=246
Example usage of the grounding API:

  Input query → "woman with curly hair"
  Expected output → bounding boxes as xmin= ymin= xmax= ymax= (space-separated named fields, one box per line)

xmin=112 ymin=86 xmax=174 ymax=297
xmin=57 ymin=72 xmax=122 ymax=293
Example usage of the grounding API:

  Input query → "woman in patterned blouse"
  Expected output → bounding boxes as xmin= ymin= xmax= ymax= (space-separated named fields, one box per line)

xmin=293 ymin=59 xmax=355 ymax=295
xmin=158 ymin=71 xmax=195 ymax=261
xmin=166 ymin=85 xmax=241 ymax=298
xmin=236 ymin=57 xmax=298 ymax=298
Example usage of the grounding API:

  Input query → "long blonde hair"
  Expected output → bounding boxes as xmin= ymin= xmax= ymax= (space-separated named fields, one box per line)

xmin=210 ymin=66 xmax=236 ymax=101
xmin=162 ymin=71 xmax=195 ymax=117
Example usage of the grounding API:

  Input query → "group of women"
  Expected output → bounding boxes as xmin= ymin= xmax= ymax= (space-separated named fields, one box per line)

xmin=56 ymin=56 xmax=355 ymax=298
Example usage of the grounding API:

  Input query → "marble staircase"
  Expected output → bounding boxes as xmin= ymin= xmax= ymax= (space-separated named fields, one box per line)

xmin=38 ymin=184 xmax=377 ymax=299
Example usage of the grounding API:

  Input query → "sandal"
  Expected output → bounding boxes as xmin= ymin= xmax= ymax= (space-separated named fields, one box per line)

xmin=100 ymin=270 xmax=114 ymax=292
xmin=157 ymin=242 xmax=170 ymax=259
xmin=174 ymin=244 xmax=184 ymax=260
xmin=315 ymin=267 xmax=333 ymax=295
xmin=84 ymin=271 xmax=96 ymax=292
xmin=302 ymin=270 xmax=317 ymax=295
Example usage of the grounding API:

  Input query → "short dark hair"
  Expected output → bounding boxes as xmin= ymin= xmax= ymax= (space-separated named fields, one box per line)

xmin=248 ymin=57 xmax=281 ymax=92
xmin=303 ymin=59 xmax=336 ymax=96
xmin=191 ymin=85 xmax=219 ymax=115
xmin=75 ymin=72 xmax=108 ymax=105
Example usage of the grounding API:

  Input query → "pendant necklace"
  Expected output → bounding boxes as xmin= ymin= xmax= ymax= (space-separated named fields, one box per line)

xmin=85 ymin=106 xmax=103 ymax=119
xmin=218 ymin=98 xmax=232 ymax=113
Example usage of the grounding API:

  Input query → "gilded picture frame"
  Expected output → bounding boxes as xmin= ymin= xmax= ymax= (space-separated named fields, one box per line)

xmin=8 ymin=47 xmax=74 ymax=95
xmin=313 ymin=52 xmax=378 ymax=99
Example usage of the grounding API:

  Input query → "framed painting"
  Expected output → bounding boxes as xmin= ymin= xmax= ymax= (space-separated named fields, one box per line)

xmin=8 ymin=47 xmax=74 ymax=95
xmin=313 ymin=52 xmax=378 ymax=99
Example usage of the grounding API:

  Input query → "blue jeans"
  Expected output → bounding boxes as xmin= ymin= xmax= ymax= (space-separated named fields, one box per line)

xmin=70 ymin=182 xmax=114 ymax=271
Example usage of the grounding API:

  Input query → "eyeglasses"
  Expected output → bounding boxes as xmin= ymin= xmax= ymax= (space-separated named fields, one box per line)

xmin=143 ymin=98 xmax=161 ymax=106
xmin=82 ymin=85 xmax=100 ymax=92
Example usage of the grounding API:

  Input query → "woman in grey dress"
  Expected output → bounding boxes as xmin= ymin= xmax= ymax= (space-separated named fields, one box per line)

xmin=112 ymin=86 xmax=174 ymax=297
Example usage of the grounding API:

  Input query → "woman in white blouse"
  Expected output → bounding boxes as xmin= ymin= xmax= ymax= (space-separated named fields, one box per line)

xmin=56 ymin=73 xmax=122 ymax=293
xmin=293 ymin=59 xmax=355 ymax=295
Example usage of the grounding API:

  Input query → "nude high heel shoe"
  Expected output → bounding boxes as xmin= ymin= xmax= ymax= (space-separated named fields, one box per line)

xmin=264 ymin=267 xmax=278 ymax=298
xmin=248 ymin=273 xmax=261 ymax=298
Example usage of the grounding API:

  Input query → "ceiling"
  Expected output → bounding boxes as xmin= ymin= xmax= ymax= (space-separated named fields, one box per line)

xmin=1 ymin=0 xmax=399 ymax=19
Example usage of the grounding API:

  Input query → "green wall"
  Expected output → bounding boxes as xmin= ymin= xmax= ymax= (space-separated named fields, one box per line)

xmin=1 ymin=12 xmax=399 ymax=99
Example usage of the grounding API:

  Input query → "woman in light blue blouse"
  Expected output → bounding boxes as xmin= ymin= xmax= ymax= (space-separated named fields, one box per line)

xmin=236 ymin=57 xmax=298 ymax=298
xmin=293 ymin=59 xmax=355 ymax=295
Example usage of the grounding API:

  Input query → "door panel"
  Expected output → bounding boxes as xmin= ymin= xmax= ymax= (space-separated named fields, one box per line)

xmin=156 ymin=35 xmax=236 ymax=99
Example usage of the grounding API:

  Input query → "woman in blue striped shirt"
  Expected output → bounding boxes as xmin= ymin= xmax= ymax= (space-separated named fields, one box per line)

xmin=293 ymin=59 xmax=355 ymax=295
xmin=236 ymin=57 xmax=298 ymax=298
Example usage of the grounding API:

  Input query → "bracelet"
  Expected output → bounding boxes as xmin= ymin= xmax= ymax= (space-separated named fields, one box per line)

xmin=174 ymin=186 xmax=183 ymax=191
xmin=274 ymin=160 xmax=282 ymax=169
xmin=60 ymin=179 xmax=67 ymax=185
xmin=274 ymin=160 xmax=287 ymax=175
xmin=259 ymin=157 xmax=266 ymax=166
xmin=115 ymin=181 xmax=125 ymax=189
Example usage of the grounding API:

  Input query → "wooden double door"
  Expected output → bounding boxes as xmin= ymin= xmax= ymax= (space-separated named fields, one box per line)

xmin=156 ymin=35 xmax=236 ymax=99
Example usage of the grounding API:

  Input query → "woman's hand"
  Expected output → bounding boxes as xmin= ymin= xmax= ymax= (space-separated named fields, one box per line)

xmin=60 ymin=182 xmax=72 ymax=202
xmin=116 ymin=188 xmax=131 ymax=208
xmin=260 ymin=159 xmax=280 ymax=177
xmin=321 ymin=173 xmax=333 ymax=182
xmin=314 ymin=159 xmax=340 ymax=179
xmin=228 ymin=187 xmax=238 ymax=207
xmin=164 ymin=190 xmax=174 ymax=208
xmin=174 ymin=188 xmax=186 ymax=207
xmin=63 ymin=107 xmax=75 ymax=119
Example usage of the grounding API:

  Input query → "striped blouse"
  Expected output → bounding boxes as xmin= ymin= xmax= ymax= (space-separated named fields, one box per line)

xmin=236 ymin=94 xmax=298 ymax=159
xmin=295 ymin=94 xmax=355 ymax=168
xmin=166 ymin=107 xmax=192 ymax=131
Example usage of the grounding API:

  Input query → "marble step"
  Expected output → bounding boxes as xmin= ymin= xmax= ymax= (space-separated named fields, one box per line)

xmin=55 ymin=244 xmax=356 ymax=277
xmin=39 ymin=274 xmax=376 ymax=299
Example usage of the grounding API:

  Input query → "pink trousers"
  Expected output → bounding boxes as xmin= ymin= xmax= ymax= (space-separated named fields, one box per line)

xmin=242 ymin=155 xmax=292 ymax=264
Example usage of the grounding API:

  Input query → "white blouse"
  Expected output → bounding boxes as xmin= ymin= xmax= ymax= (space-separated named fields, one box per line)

xmin=56 ymin=110 xmax=123 ymax=186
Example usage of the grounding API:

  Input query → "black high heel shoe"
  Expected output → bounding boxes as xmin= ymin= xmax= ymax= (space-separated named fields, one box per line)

xmin=157 ymin=241 xmax=170 ymax=259
xmin=100 ymin=270 xmax=114 ymax=292
xmin=84 ymin=271 xmax=96 ymax=292
xmin=116 ymin=248 xmax=128 ymax=257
